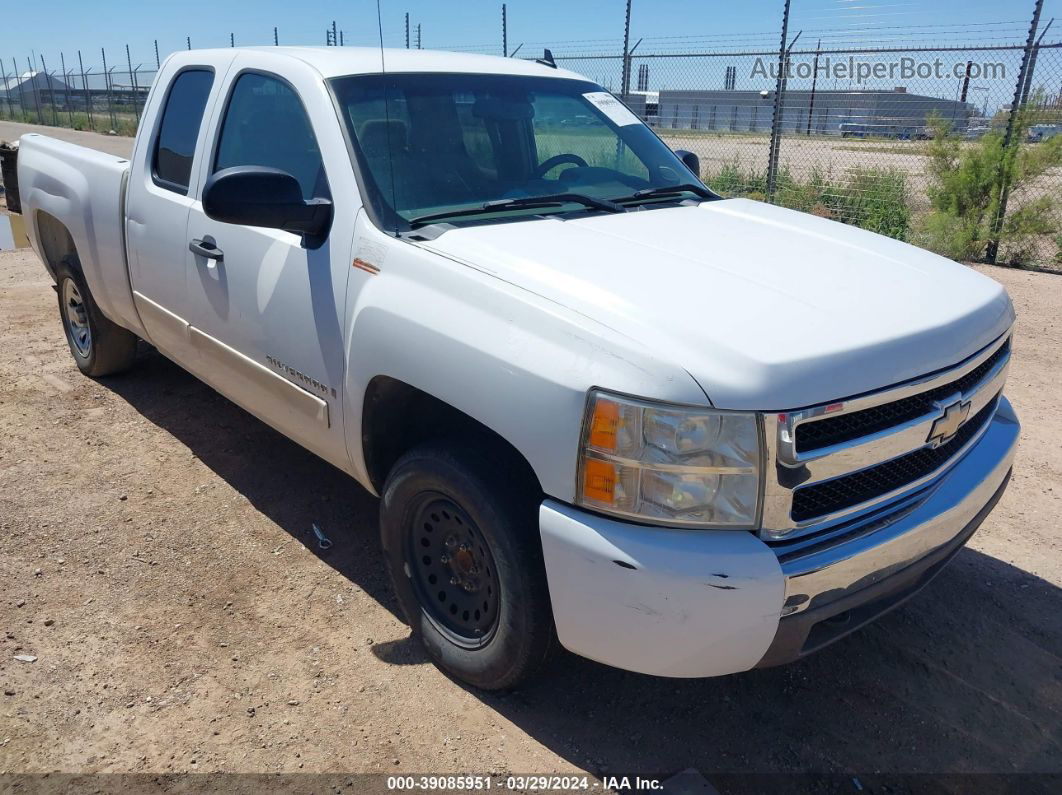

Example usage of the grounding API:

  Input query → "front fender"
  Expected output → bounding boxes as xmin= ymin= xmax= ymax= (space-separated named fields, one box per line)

xmin=342 ymin=225 xmax=706 ymax=501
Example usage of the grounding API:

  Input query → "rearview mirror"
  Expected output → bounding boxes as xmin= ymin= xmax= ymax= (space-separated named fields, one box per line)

xmin=203 ymin=166 xmax=333 ymax=240
xmin=674 ymin=149 xmax=701 ymax=179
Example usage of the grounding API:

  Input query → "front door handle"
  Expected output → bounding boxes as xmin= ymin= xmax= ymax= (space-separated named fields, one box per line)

xmin=189 ymin=237 xmax=223 ymax=261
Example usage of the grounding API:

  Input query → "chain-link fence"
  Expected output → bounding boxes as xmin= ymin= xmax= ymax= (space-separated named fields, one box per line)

xmin=0 ymin=56 xmax=157 ymax=137
xmin=2 ymin=3 xmax=1060 ymax=267
xmin=546 ymin=38 xmax=1062 ymax=269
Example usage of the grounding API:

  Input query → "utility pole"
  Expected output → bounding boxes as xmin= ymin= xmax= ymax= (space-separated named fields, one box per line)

xmin=987 ymin=0 xmax=1043 ymax=263
xmin=502 ymin=4 xmax=508 ymax=57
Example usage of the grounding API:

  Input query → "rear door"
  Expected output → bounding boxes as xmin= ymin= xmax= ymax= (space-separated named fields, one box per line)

xmin=182 ymin=55 xmax=358 ymax=468
xmin=125 ymin=52 xmax=234 ymax=359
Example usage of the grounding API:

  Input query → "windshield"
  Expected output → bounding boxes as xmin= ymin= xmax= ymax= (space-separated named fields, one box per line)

xmin=329 ymin=72 xmax=708 ymax=230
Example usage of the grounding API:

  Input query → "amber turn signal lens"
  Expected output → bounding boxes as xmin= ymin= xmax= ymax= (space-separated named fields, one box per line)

xmin=588 ymin=398 xmax=620 ymax=451
xmin=582 ymin=457 xmax=617 ymax=504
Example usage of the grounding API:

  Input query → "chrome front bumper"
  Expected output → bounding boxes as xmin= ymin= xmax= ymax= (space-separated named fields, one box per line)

xmin=757 ymin=395 xmax=1019 ymax=666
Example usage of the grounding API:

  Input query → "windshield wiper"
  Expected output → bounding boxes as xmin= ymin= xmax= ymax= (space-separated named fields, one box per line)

xmin=408 ymin=193 xmax=624 ymax=228
xmin=612 ymin=183 xmax=715 ymax=205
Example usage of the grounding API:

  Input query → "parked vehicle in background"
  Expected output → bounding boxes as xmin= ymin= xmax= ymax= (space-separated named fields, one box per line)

xmin=14 ymin=46 xmax=1019 ymax=690
xmin=1027 ymin=124 xmax=1061 ymax=142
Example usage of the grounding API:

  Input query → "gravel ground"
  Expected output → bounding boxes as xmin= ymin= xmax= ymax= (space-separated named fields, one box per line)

xmin=0 ymin=247 xmax=1059 ymax=790
xmin=1 ymin=120 xmax=1061 ymax=791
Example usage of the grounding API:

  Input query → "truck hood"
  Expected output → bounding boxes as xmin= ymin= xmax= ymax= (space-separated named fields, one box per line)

xmin=420 ymin=198 xmax=1014 ymax=409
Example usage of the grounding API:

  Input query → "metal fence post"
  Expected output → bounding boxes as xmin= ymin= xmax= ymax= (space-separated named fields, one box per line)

xmin=405 ymin=13 xmax=410 ymax=49
xmin=101 ymin=48 xmax=116 ymax=130
xmin=806 ymin=38 xmax=821 ymax=135
xmin=766 ymin=0 xmax=791 ymax=201
xmin=132 ymin=65 xmax=142 ymax=123
xmin=0 ymin=61 xmax=12 ymax=119
xmin=39 ymin=55 xmax=58 ymax=125
xmin=126 ymin=44 xmax=141 ymax=123
xmin=60 ymin=53 xmax=74 ymax=125
xmin=620 ymin=0 xmax=632 ymax=100
xmin=13 ymin=58 xmax=25 ymax=120
xmin=28 ymin=56 xmax=44 ymax=124
xmin=78 ymin=51 xmax=93 ymax=128
xmin=502 ymin=4 xmax=508 ymax=58
xmin=1020 ymin=17 xmax=1053 ymax=106
xmin=274 ymin=27 xmax=279 ymax=46
xmin=986 ymin=0 xmax=1043 ymax=263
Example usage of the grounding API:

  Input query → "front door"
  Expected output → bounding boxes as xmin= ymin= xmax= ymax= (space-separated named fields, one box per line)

xmin=183 ymin=67 xmax=351 ymax=467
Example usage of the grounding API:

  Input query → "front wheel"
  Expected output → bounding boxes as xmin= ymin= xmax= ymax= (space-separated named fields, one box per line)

xmin=380 ymin=442 xmax=555 ymax=690
xmin=56 ymin=258 xmax=138 ymax=377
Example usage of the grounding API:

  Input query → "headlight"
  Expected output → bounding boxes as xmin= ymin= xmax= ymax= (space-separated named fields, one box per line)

xmin=577 ymin=390 xmax=762 ymax=528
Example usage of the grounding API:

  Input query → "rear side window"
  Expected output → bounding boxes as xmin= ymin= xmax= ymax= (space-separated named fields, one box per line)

xmin=213 ymin=73 xmax=329 ymax=200
xmin=152 ymin=69 xmax=214 ymax=193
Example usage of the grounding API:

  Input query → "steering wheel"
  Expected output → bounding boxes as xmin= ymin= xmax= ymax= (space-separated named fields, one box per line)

xmin=532 ymin=153 xmax=589 ymax=180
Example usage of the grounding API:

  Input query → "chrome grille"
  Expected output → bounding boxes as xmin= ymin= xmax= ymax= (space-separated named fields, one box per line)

xmin=791 ymin=395 xmax=999 ymax=521
xmin=795 ymin=340 xmax=1010 ymax=453
xmin=761 ymin=330 xmax=1012 ymax=539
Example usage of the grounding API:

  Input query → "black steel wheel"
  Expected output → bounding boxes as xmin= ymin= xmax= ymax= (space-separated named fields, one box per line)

xmin=380 ymin=440 xmax=556 ymax=690
xmin=407 ymin=495 xmax=500 ymax=647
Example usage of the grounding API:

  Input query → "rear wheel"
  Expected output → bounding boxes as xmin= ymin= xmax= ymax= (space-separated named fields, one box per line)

xmin=56 ymin=258 xmax=138 ymax=377
xmin=380 ymin=441 xmax=555 ymax=690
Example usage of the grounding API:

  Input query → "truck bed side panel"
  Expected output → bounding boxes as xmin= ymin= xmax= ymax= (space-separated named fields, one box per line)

xmin=17 ymin=134 xmax=146 ymax=337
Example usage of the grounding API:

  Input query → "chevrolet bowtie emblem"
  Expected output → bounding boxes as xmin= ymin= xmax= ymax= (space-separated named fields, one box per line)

xmin=927 ymin=398 xmax=972 ymax=447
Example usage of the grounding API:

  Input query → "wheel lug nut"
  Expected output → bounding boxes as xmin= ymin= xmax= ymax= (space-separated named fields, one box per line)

xmin=450 ymin=576 xmax=459 ymax=586
xmin=459 ymin=543 xmax=471 ymax=552
xmin=439 ymin=554 xmax=449 ymax=563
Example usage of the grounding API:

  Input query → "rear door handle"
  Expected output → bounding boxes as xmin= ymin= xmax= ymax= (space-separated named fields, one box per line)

xmin=189 ymin=238 xmax=223 ymax=261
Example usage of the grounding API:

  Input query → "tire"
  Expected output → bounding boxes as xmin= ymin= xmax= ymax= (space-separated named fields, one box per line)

xmin=55 ymin=257 xmax=138 ymax=377
xmin=380 ymin=441 xmax=555 ymax=691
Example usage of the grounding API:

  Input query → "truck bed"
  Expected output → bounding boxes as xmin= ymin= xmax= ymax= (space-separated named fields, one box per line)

xmin=16 ymin=133 xmax=144 ymax=336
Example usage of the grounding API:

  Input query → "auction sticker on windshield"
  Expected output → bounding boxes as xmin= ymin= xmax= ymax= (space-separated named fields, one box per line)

xmin=583 ymin=91 xmax=641 ymax=126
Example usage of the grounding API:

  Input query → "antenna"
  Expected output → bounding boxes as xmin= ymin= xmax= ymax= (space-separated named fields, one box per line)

xmin=536 ymin=48 xmax=556 ymax=69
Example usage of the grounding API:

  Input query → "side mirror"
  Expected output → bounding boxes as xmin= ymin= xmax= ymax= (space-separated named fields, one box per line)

xmin=674 ymin=149 xmax=700 ymax=178
xmin=203 ymin=166 xmax=332 ymax=240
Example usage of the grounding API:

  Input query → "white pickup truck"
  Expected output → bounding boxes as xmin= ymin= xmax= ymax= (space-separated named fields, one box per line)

xmin=16 ymin=47 xmax=1018 ymax=690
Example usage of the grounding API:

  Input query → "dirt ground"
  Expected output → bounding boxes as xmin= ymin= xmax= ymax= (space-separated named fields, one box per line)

xmin=1 ymin=124 xmax=1061 ymax=793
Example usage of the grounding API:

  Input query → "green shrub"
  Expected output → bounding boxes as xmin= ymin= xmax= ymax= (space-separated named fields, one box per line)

xmin=704 ymin=160 xmax=910 ymax=241
xmin=918 ymin=109 xmax=1062 ymax=264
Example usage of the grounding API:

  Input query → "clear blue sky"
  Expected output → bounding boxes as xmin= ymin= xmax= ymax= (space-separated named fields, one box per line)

xmin=2 ymin=0 xmax=1058 ymax=69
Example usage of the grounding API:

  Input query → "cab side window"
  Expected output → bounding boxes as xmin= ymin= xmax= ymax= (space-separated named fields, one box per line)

xmin=213 ymin=73 xmax=329 ymax=200
xmin=152 ymin=69 xmax=214 ymax=193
